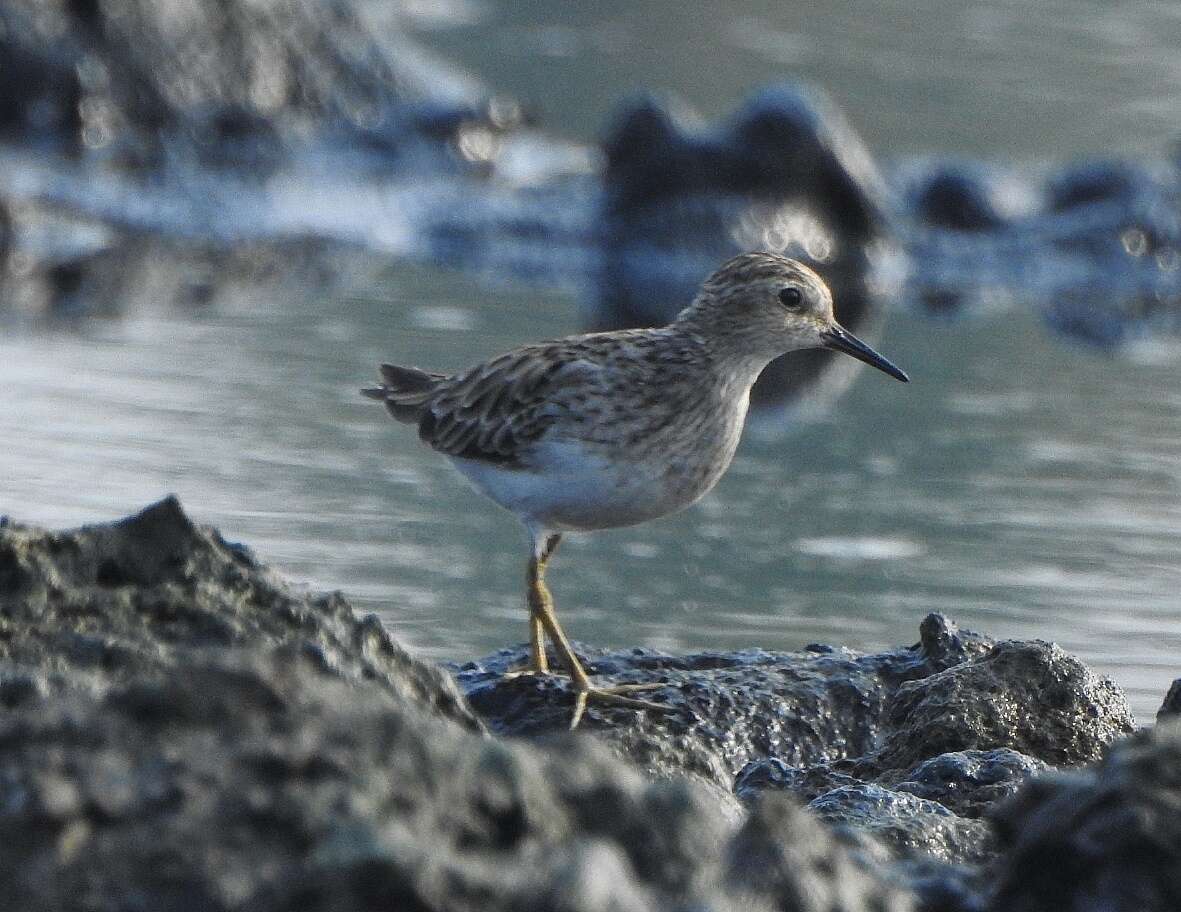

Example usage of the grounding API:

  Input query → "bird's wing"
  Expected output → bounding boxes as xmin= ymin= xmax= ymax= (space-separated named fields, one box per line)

xmin=417 ymin=342 xmax=597 ymax=466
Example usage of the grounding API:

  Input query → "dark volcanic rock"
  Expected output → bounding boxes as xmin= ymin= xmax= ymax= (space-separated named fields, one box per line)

xmin=1156 ymin=677 xmax=1181 ymax=722
xmin=0 ymin=496 xmax=476 ymax=726
xmin=0 ymin=499 xmax=916 ymax=912
xmin=461 ymin=614 xmax=1130 ymax=803
xmin=583 ymin=618 xmax=1129 ymax=873
xmin=807 ymin=784 xmax=992 ymax=866
xmin=877 ymin=640 xmax=1133 ymax=772
xmin=734 ymin=749 xmax=1042 ymax=869
xmin=892 ymin=750 xmax=1048 ymax=819
xmin=458 ymin=614 xmax=995 ymax=792
xmin=987 ymin=720 xmax=1181 ymax=912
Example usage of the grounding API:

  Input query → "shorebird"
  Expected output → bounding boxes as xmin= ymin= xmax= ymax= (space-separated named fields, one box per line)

xmin=364 ymin=252 xmax=908 ymax=728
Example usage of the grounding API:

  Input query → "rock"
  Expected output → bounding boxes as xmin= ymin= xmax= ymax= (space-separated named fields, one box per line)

xmin=908 ymin=165 xmax=1011 ymax=232
xmin=709 ymin=627 xmax=1127 ymax=876
xmin=0 ymin=496 xmax=477 ymax=727
xmin=458 ymin=615 xmax=991 ymax=792
xmin=735 ymin=750 xmax=1040 ymax=869
xmin=987 ymin=720 xmax=1181 ymax=912
xmin=892 ymin=750 xmax=1048 ymax=819
xmin=0 ymin=0 xmax=503 ymax=171
xmin=1158 ymin=678 xmax=1181 ymax=722
xmin=807 ymin=784 xmax=993 ymax=866
xmin=461 ymin=615 xmax=1130 ymax=801
xmin=0 ymin=499 xmax=915 ymax=911
xmin=723 ymin=794 xmax=914 ymax=912
xmin=877 ymin=641 xmax=1134 ymax=772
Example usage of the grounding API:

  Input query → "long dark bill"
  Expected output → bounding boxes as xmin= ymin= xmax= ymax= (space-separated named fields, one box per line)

xmin=822 ymin=324 xmax=910 ymax=382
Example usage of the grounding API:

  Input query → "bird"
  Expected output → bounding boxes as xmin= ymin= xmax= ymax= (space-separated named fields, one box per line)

xmin=363 ymin=252 xmax=908 ymax=728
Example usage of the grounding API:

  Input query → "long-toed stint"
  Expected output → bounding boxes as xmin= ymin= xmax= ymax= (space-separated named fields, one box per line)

xmin=364 ymin=252 xmax=908 ymax=728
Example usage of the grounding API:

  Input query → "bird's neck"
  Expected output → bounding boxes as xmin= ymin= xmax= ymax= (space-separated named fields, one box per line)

xmin=669 ymin=316 xmax=777 ymax=394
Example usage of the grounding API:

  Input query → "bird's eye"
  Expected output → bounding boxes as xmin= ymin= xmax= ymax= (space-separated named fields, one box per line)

xmin=778 ymin=287 xmax=803 ymax=310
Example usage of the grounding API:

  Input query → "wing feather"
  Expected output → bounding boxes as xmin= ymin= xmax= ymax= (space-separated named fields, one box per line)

xmin=417 ymin=343 xmax=588 ymax=466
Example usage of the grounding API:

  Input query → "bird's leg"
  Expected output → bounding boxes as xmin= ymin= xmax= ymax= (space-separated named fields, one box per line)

xmin=505 ymin=533 xmax=561 ymax=678
xmin=526 ymin=533 xmax=562 ymax=675
xmin=525 ymin=536 xmax=671 ymax=730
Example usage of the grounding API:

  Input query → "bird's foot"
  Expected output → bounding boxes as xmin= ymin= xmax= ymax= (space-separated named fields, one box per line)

xmin=570 ymin=682 xmax=672 ymax=730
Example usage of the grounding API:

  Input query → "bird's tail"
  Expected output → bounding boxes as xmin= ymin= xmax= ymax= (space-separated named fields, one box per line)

xmin=361 ymin=363 xmax=446 ymax=423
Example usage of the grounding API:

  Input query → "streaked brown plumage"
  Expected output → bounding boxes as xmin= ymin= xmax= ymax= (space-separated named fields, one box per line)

xmin=364 ymin=252 xmax=908 ymax=727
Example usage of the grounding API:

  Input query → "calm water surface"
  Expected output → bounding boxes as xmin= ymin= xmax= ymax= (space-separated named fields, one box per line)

xmin=4 ymin=1 xmax=1181 ymax=721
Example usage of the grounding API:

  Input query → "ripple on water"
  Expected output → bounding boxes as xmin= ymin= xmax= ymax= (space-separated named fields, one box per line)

xmin=792 ymin=537 xmax=926 ymax=561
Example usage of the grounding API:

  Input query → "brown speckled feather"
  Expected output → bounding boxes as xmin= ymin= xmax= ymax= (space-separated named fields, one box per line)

xmin=366 ymin=327 xmax=712 ymax=467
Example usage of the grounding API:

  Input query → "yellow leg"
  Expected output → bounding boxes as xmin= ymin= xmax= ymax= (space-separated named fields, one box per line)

xmin=504 ymin=534 xmax=559 ymax=678
xmin=526 ymin=532 xmax=670 ymax=729
xmin=528 ymin=612 xmax=548 ymax=675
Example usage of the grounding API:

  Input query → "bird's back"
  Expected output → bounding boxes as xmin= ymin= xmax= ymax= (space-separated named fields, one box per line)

xmin=363 ymin=326 xmax=745 ymax=464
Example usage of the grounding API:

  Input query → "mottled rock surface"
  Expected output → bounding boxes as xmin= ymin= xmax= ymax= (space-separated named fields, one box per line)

xmin=877 ymin=640 xmax=1132 ymax=771
xmin=458 ymin=614 xmax=999 ymax=790
xmin=988 ymin=720 xmax=1181 ymax=912
xmin=461 ymin=615 xmax=1132 ymax=879
xmin=0 ymin=499 xmax=914 ymax=912
xmin=0 ymin=498 xmax=1165 ymax=912
xmin=0 ymin=495 xmax=476 ymax=728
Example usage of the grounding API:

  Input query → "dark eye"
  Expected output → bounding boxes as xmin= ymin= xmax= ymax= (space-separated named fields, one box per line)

xmin=778 ymin=286 xmax=803 ymax=310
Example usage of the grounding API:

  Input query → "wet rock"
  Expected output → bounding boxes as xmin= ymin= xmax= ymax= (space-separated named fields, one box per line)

xmin=734 ymin=757 xmax=865 ymax=805
xmin=462 ymin=614 xmax=1130 ymax=811
xmin=734 ymin=748 xmax=1044 ymax=867
xmin=734 ymin=757 xmax=1003 ymax=871
xmin=458 ymin=613 xmax=995 ymax=793
xmin=807 ymin=784 xmax=992 ymax=866
xmin=987 ymin=720 xmax=1181 ymax=912
xmin=662 ymin=624 xmax=1124 ymax=873
xmin=877 ymin=640 xmax=1134 ymax=771
xmin=891 ymin=750 xmax=1048 ymax=819
xmin=0 ymin=499 xmax=916 ymax=911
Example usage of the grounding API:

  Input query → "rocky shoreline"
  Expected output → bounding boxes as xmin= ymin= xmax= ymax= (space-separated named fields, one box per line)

xmin=0 ymin=498 xmax=1178 ymax=911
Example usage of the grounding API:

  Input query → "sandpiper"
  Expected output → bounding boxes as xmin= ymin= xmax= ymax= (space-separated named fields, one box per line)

xmin=364 ymin=252 xmax=908 ymax=728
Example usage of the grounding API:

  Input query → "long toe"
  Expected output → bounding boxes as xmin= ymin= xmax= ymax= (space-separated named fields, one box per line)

xmin=569 ymin=683 xmax=673 ymax=730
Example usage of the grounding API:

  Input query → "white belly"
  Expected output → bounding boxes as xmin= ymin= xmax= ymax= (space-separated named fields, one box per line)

xmin=450 ymin=439 xmax=722 ymax=532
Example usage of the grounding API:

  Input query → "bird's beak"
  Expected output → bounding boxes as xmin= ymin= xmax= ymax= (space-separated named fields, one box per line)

xmin=821 ymin=323 xmax=909 ymax=382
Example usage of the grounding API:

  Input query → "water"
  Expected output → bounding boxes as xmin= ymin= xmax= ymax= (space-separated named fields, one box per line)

xmin=4 ymin=0 xmax=1181 ymax=722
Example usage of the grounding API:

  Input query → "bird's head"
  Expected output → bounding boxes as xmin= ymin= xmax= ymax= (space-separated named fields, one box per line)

xmin=679 ymin=252 xmax=909 ymax=382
